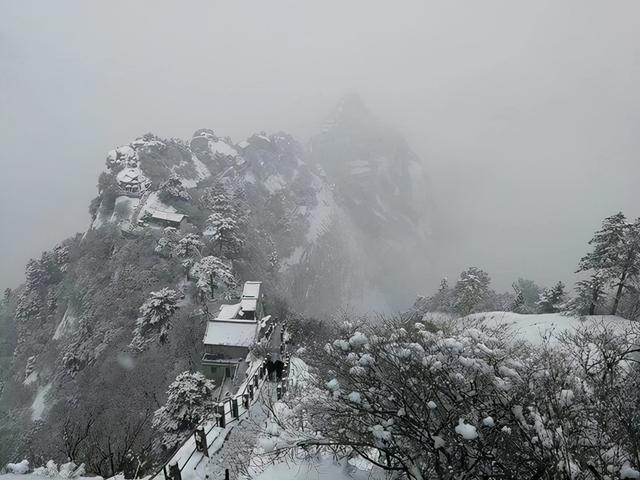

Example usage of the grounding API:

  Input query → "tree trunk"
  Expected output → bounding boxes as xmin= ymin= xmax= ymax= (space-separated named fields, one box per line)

xmin=612 ymin=271 xmax=627 ymax=315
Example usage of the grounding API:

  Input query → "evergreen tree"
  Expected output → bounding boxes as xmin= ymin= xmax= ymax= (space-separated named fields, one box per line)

xmin=152 ymin=372 xmax=216 ymax=449
xmin=190 ymin=256 xmax=236 ymax=300
xmin=432 ymin=278 xmax=454 ymax=312
xmin=130 ymin=288 xmax=183 ymax=351
xmin=537 ymin=281 xmax=567 ymax=313
xmin=453 ymin=267 xmax=492 ymax=316
xmin=510 ymin=283 xmax=526 ymax=313
xmin=572 ymin=274 xmax=607 ymax=315
xmin=203 ymin=188 xmax=245 ymax=256
xmin=577 ymin=213 xmax=640 ymax=315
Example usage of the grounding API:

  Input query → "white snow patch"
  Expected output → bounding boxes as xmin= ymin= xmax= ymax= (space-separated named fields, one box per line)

xmin=6 ymin=461 xmax=30 ymax=475
xmin=621 ymin=466 xmax=640 ymax=479
xmin=53 ymin=306 xmax=78 ymax=341
xmin=31 ymin=383 xmax=52 ymax=421
xmin=23 ymin=371 xmax=38 ymax=386
xmin=455 ymin=419 xmax=478 ymax=440
xmin=482 ymin=416 xmax=495 ymax=427
xmin=210 ymin=140 xmax=238 ymax=158
xmin=191 ymin=154 xmax=211 ymax=180
xmin=465 ymin=312 xmax=635 ymax=344
xmin=305 ymin=181 xmax=335 ymax=243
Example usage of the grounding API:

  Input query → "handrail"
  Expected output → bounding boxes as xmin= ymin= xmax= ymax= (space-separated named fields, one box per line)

xmin=146 ymin=320 xmax=286 ymax=480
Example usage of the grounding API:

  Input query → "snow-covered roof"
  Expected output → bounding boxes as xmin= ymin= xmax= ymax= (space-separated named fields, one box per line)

xmin=217 ymin=303 xmax=242 ymax=320
xmin=150 ymin=210 xmax=186 ymax=223
xmin=241 ymin=298 xmax=257 ymax=312
xmin=203 ymin=320 xmax=257 ymax=347
xmin=116 ymin=167 xmax=145 ymax=184
xmin=242 ymin=281 xmax=261 ymax=299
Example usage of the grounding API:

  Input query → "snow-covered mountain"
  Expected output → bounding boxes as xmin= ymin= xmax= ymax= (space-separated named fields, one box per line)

xmin=0 ymin=99 xmax=435 ymax=469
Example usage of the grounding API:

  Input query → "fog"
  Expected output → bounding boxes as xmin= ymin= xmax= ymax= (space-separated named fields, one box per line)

xmin=2 ymin=0 xmax=639 ymax=296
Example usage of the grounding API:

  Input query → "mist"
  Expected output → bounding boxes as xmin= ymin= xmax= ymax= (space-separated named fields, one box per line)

xmin=2 ymin=0 xmax=639 ymax=299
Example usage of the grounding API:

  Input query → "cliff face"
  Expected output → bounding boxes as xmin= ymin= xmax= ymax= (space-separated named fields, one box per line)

xmin=0 ymin=100 xmax=434 ymax=469
xmin=310 ymin=95 xmax=434 ymax=310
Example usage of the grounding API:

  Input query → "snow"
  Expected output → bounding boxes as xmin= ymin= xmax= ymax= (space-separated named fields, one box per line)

xmin=348 ymin=391 xmax=362 ymax=403
xmin=149 ymin=210 xmax=185 ymax=223
xmin=216 ymin=303 xmax=242 ymax=320
xmin=305 ymin=181 xmax=335 ymax=243
xmin=23 ymin=371 xmax=38 ymax=386
xmin=326 ymin=378 xmax=340 ymax=391
xmin=116 ymin=167 xmax=145 ymax=185
xmin=348 ymin=332 xmax=368 ymax=347
xmin=139 ymin=192 xmax=176 ymax=218
xmin=254 ymin=456 xmax=379 ymax=480
xmin=191 ymin=154 xmax=211 ymax=180
xmin=621 ymin=466 xmax=640 ymax=479
xmin=31 ymin=383 xmax=52 ymax=421
xmin=6 ymin=461 xmax=29 ymax=474
xmin=203 ymin=320 xmax=258 ymax=347
xmin=109 ymin=196 xmax=139 ymax=228
xmin=242 ymin=281 xmax=261 ymax=298
xmin=464 ymin=312 xmax=635 ymax=344
xmin=240 ymin=298 xmax=258 ymax=313
xmin=454 ymin=419 xmax=478 ymax=440
xmin=482 ymin=416 xmax=495 ymax=427
xmin=53 ymin=306 xmax=78 ymax=340
xmin=263 ymin=174 xmax=286 ymax=194
xmin=209 ymin=140 xmax=238 ymax=158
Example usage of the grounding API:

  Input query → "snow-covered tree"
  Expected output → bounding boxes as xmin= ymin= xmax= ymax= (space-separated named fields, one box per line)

xmin=537 ymin=281 xmax=567 ymax=313
xmin=190 ymin=256 xmax=236 ymax=300
xmin=155 ymin=229 xmax=203 ymax=269
xmin=173 ymin=233 xmax=204 ymax=258
xmin=513 ymin=278 xmax=541 ymax=310
xmin=206 ymin=212 xmax=244 ymax=256
xmin=577 ymin=213 xmax=640 ymax=315
xmin=268 ymin=249 xmax=280 ymax=272
xmin=264 ymin=318 xmax=640 ymax=480
xmin=571 ymin=274 xmax=608 ymax=316
xmin=422 ymin=278 xmax=454 ymax=313
xmin=152 ymin=371 xmax=216 ymax=450
xmin=452 ymin=267 xmax=492 ymax=315
xmin=202 ymin=188 xmax=245 ymax=256
xmin=510 ymin=283 xmax=526 ymax=313
xmin=130 ymin=288 xmax=183 ymax=351
xmin=159 ymin=175 xmax=191 ymax=201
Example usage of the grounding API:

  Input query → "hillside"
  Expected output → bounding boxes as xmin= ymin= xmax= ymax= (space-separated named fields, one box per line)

xmin=0 ymin=101 xmax=434 ymax=472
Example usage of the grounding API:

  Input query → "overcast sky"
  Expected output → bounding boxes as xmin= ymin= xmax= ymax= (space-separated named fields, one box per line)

xmin=1 ymin=1 xmax=639 ymax=295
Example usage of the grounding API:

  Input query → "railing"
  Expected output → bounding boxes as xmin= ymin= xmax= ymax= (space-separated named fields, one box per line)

xmin=147 ymin=321 xmax=289 ymax=480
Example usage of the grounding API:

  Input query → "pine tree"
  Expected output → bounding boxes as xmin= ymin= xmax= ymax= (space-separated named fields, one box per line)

xmin=537 ymin=281 xmax=567 ymax=313
xmin=577 ymin=213 xmax=640 ymax=315
xmin=190 ymin=256 xmax=236 ymax=300
xmin=453 ymin=267 xmax=492 ymax=316
xmin=572 ymin=274 xmax=607 ymax=316
xmin=159 ymin=175 xmax=191 ymax=201
xmin=206 ymin=212 xmax=244 ymax=256
xmin=202 ymin=188 xmax=245 ymax=257
xmin=152 ymin=372 xmax=216 ymax=449
xmin=510 ymin=283 xmax=526 ymax=313
xmin=130 ymin=288 xmax=183 ymax=351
